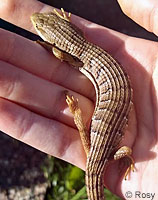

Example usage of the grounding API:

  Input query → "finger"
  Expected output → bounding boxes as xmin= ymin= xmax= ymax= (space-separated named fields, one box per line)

xmin=0 ymin=0 xmax=128 ymax=54
xmin=0 ymin=0 xmax=45 ymax=32
xmin=0 ymin=60 xmax=93 ymax=127
xmin=117 ymin=0 xmax=158 ymax=36
xmin=0 ymin=97 xmax=86 ymax=169
xmin=0 ymin=29 xmax=95 ymax=99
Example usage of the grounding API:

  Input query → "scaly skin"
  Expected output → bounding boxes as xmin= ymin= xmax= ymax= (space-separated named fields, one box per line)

xmin=31 ymin=9 xmax=134 ymax=200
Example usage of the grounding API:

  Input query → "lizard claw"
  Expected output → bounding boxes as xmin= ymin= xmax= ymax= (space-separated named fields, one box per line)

xmin=54 ymin=8 xmax=71 ymax=22
xmin=66 ymin=95 xmax=79 ymax=114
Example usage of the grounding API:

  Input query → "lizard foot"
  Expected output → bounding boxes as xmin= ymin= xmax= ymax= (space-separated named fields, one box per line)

xmin=114 ymin=146 xmax=135 ymax=180
xmin=66 ymin=95 xmax=79 ymax=114
xmin=54 ymin=8 xmax=71 ymax=22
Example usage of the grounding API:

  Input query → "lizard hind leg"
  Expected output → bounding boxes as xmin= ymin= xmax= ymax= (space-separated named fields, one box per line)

xmin=114 ymin=146 xmax=135 ymax=180
xmin=66 ymin=94 xmax=90 ymax=156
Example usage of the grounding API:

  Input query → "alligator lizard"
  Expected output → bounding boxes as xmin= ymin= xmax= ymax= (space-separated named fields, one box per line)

xmin=31 ymin=8 xmax=135 ymax=200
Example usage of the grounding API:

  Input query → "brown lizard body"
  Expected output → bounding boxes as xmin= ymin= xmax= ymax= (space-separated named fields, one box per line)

xmin=31 ymin=9 xmax=134 ymax=200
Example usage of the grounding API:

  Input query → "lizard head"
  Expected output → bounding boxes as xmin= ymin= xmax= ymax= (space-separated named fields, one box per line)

xmin=31 ymin=11 xmax=85 ymax=57
xmin=31 ymin=12 xmax=60 ymax=44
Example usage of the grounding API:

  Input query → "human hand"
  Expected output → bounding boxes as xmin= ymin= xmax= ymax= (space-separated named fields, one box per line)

xmin=0 ymin=0 xmax=158 ymax=198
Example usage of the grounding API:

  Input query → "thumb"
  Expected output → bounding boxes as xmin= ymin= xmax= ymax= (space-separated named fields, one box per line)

xmin=117 ymin=0 xmax=158 ymax=36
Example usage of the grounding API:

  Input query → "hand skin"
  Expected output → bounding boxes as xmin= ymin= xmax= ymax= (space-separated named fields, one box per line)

xmin=0 ymin=0 xmax=158 ymax=198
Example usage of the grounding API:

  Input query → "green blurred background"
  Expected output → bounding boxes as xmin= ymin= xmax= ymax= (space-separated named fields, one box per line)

xmin=0 ymin=0 xmax=157 ymax=200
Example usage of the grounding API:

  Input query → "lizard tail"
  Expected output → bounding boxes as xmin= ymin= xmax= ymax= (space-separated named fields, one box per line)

xmin=85 ymin=171 xmax=105 ymax=200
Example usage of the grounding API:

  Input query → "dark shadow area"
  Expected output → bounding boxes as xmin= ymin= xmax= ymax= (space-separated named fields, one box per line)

xmin=0 ymin=132 xmax=46 ymax=189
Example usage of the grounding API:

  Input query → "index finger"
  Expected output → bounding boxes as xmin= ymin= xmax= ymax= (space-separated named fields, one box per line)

xmin=0 ymin=0 xmax=128 ymax=53
xmin=0 ymin=0 xmax=127 ymax=101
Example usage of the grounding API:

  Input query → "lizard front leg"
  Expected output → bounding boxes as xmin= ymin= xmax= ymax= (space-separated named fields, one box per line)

xmin=36 ymin=40 xmax=83 ymax=68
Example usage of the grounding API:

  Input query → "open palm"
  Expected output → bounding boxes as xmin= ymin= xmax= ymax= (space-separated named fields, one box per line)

xmin=0 ymin=0 xmax=157 ymax=199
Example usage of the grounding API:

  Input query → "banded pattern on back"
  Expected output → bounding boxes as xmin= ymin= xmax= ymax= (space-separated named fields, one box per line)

xmin=79 ymin=44 xmax=132 ymax=200
xmin=31 ymin=12 xmax=132 ymax=200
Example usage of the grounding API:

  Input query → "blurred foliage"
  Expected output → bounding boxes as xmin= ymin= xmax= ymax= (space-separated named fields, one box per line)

xmin=42 ymin=156 xmax=121 ymax=200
